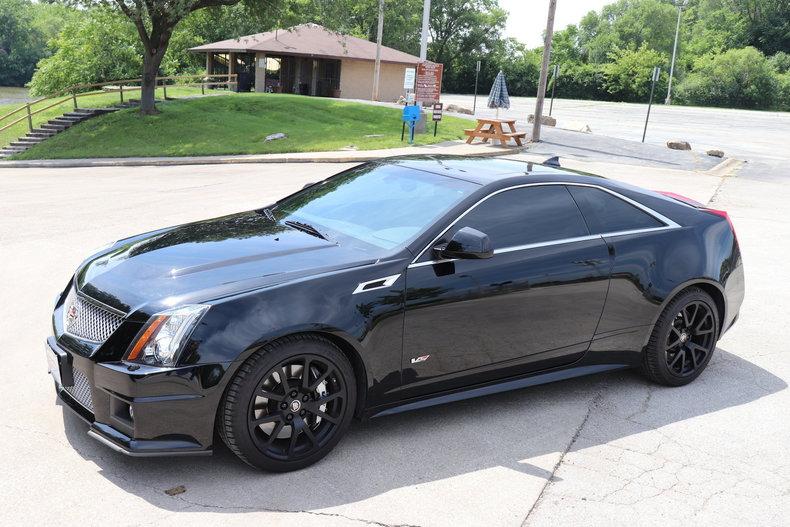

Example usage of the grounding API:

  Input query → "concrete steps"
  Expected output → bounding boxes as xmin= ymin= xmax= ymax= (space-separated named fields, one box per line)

xmin=0 ymin=106 xmax=130 ymax=158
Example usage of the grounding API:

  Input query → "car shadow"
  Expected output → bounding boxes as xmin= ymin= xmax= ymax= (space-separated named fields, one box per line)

xmin=60 ymin=347 xmax=785 ymax=513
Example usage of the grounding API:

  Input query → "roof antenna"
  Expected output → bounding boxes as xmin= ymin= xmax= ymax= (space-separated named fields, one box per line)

xmin=543 ymin=156 xmax=561 ymax=167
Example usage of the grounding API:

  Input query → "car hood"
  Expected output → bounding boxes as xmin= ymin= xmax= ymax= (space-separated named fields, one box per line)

xmin=74 ymin=211 xmax=375 ymax=313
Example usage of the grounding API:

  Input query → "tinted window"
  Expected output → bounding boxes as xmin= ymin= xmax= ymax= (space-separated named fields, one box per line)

xmin=450 ymin=186 xmax=589 ymax=248
xmin=568 ymin=186 xmax=664 ymax=234
xmin=276 ymin=165 xmax=476 ymax=250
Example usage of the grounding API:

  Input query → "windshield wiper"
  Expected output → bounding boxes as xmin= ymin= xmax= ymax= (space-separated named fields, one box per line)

xmin=284 ymin=220 xmax=328 ymax=240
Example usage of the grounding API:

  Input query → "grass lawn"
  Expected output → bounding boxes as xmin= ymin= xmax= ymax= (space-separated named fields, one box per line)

xmin=8 ymin=93 xmax=471 ymax=160
xmin=0 ymin=86 xmax=211 ymax=153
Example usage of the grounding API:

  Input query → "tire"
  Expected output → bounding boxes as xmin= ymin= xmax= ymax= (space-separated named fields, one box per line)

xmin=641 ymin=287 xmax=720 ymax=386
xmin=218 ymin=334 xmax=356 ymax=472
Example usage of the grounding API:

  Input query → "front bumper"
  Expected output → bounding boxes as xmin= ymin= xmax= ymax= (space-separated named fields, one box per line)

xmin=47 ymin=337 xmax=232 ymax=457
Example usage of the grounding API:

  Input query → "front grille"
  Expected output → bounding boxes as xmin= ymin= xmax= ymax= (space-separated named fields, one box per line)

xmin=65 ymin=367 xmax=94 ymax=412
xmin=63 ymin=288 xmax=124 ymax=343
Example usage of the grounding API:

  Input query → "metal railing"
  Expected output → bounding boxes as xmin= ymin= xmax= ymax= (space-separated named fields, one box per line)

xmin=0 ymin=73 xmax=238 ymax=135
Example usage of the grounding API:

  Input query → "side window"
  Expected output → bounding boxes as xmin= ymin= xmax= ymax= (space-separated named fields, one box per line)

xmin=568 ymin=186 xmax=664 ymax=234
xmin=451 ymin=186 xmax=589 ymax=248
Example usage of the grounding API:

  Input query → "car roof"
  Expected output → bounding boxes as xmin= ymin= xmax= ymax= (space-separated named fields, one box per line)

xmin=381 ymin=155 xmax=604 ymax=186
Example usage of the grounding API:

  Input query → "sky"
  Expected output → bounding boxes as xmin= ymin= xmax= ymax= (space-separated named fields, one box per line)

xmin=498 ymin=0 xmax=612 ymax=48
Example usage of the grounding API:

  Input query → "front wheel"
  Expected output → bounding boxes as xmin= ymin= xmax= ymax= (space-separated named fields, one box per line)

xmin=218 ymin=335 xmax=356 ymax=471
xmin=641 ymin=287 xmax=719 ymax=386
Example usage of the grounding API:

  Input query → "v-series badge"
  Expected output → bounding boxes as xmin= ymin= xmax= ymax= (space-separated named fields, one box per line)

xmin=410 ymin=355 xmax=431 ymax=364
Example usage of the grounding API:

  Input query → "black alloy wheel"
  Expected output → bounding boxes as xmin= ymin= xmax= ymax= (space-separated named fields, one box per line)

xmin=218 ymin=335 xmax=356 ymax=471
xmin=642 ymin=287 xmax=720 ymax=386
xmin=665 ymin=300 xmax=716 ymax=377
xmin=248 ymin=354 xmax=346 ymax=460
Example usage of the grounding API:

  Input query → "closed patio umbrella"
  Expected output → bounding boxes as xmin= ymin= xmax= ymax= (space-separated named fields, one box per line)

xmin=487 ymin=70 xmax=510 ymax=118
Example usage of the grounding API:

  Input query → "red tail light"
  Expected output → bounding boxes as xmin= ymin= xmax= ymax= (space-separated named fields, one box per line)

xmin=705 ymin=208 xmax=737 ymax=240
xmin=657 ymin=190 xmax=737 ymax=241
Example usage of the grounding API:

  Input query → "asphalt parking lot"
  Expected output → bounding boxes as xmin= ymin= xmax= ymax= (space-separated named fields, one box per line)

xmin=443 ymin=94 xmax=790 ymax=164
xmin=1 ymin=138 xmax=788 ymax=525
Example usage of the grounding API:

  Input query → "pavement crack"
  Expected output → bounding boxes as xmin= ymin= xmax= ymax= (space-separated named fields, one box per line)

xmin=169 ymin=493 xmax=419 ymax=527
xmin=522 ymin=388 xmax=604 ymax=526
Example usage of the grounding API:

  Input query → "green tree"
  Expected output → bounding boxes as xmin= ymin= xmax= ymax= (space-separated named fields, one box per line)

xmin=578 ymin=0 xmax=679 ymax=63
xmin=428 ymin=0 xmax=508 ymax=92
xmin=676 ymin=46 xmax=779 ymax=108
xmin=63 ymin=0 xmax=282 ymax=115
xmin=603 ymin=44 xmax=666 ymax=101
xmin=28 ymin=8 xmax=143 ymax=96
xmin=0 ymin=0 xmax=47 ymax=86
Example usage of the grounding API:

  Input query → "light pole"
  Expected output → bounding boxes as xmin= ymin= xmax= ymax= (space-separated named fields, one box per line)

xmin=419 ymin=0 xmax=431 ymax=61
xmin=665 ymin=0 xmax=687 ymax=105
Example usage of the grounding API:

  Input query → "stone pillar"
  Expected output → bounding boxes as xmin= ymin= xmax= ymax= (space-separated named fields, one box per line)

xmin=255 ymin=53 xmax=266 ymax=92
xmin=228 ymin=52 xmax=236 ymax=91
xmin=294 ymin=57 xmax=302 ymax=94
xmin=311 ymin=59 xmax=319 ymax=96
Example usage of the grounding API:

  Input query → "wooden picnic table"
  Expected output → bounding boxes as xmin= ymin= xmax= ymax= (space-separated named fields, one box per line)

xmin=464 ymin=118 xmax=527 ymax=146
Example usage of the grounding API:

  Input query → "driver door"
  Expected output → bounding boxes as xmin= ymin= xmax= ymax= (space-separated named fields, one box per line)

xmin=401 ymin=185 xmax=611 ymax=398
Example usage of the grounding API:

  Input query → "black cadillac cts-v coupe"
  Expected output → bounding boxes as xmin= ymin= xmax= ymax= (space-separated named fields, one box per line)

xmin=47 ymin=156 xmax=744 ymax=471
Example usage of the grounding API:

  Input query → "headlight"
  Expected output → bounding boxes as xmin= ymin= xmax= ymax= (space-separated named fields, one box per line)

xmin=125 ymin=304 xmax=210 ymax=367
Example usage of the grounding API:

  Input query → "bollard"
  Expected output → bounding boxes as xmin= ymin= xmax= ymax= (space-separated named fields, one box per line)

xmin=163 ymin=83 xmax=167 ymax=100
xmin=201 ymin=83 xmax=205 ymax=95
xmin=72 ymin=92 xmax=78 ymax=110
xmin=119 ymin=85 xmax=124 ymax=104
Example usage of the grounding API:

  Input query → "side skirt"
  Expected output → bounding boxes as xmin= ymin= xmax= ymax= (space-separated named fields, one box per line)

xmin=368 ymin=364 xmax=628 ymax=418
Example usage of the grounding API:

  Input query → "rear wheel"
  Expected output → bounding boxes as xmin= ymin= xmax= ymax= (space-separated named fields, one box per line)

xmin=218 ymin=335 xmax=356 ymax=471
xmin=642 ymin=287 xmax=719 ymax=386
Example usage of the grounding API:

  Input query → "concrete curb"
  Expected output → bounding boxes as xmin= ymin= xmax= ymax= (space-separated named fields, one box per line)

xmin=705 ymin=157 xmax=745 ymax=177
xmin=0 ymin=142 xmax=524 ymax=169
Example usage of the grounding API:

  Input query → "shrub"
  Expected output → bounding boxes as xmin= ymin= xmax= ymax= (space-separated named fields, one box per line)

xmin=676 ymin=47 xmax=779 ymax=109
xmin=777 ymin=73 xmax=790 ymax=111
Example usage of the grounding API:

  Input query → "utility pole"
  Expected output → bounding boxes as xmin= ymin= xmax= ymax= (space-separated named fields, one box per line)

xmin=372 ymin=0 xmax=385 ymax=100
xmin=532 ymin=0 xmax=557 ymax=143
xmin=665 ymin=0 xmax=686 ymax=104
xmin=419 ymin=0 xmax=431 ymax=61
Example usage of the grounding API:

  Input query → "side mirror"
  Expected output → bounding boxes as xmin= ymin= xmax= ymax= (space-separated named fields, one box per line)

xmin=435 ymin=227 xmax=493 ymax=259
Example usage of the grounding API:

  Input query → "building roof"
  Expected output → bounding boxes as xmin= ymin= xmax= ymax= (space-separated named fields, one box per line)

xmin=190 ymin=23 xmax=421 ymax=65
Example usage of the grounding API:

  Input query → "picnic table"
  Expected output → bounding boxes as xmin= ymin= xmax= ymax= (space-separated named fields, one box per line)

xmin=464 ymin=118 xmax=527 ymax=146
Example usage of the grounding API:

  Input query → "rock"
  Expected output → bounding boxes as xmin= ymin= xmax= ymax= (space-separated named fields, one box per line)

xmin=264 ymin=132 xmax=287 ymax=142
xmin=527 ymin=114 xmax=556 ymax=126
xmin=164 ymin=485 xmax=186 ymax=496
xmin=562 ymin=121 xmax=592 ymax=133
xmin=666 ymin=140 xmax=691 ymax=150
xmin=340 ymin=145 xmax=358 ymax=151
xmin=706 ymin=149 xmax=725 ymax=158
xmin=444 ymin=104 xmax=473 ymax=114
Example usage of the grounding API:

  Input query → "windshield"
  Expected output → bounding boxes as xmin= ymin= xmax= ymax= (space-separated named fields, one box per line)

xmin=274 ymin=164 xmax=477 ymax=250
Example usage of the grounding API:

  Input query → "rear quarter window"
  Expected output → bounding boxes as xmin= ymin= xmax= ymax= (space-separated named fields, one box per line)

xmin=568 ymin=186 xmax=664 ymax=234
